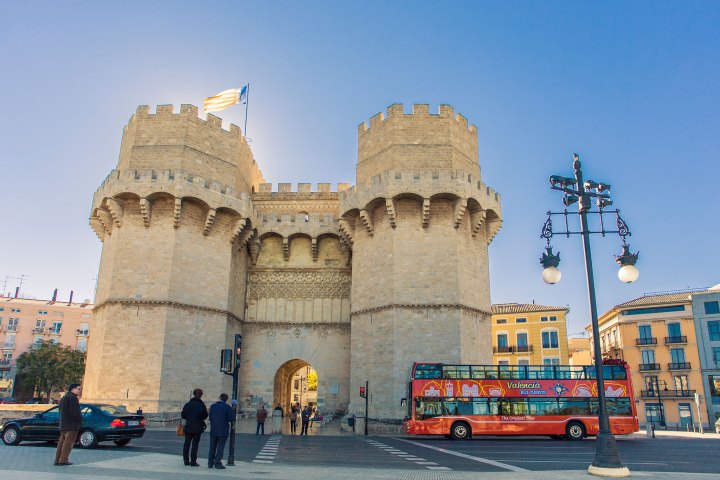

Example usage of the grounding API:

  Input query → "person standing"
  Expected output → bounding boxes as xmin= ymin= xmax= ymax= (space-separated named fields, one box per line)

xmin=300 ymin=406 xmax=311 ymax=436
xmin=256 ymin=404 xmax=267 ymax=435
xmin=288 ymin=408 xmax=298 ymax=435
xmin=181 ymin=388 xmax=208 ymax=466
xmin=54 ymin=383 xmax=82 ymax=466
xmin=207 ymin=393 xmax=234 ymax=469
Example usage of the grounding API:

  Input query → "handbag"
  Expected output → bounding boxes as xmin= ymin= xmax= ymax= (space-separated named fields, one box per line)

xmin=176 ymin=422 xmax=185 ymax=436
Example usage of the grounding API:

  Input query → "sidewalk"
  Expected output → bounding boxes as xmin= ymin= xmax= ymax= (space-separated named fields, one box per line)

xmin=634 ymin=429 xmax=720 ymax=440
xmin=2 ymin=444 xmax=720 ymax=480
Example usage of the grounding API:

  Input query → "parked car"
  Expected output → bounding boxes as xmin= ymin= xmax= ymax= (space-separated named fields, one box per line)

xmin=0 ymin=397 xmax=19 ymax=404
xmin=1 ymin=403 xmax=145 ymax=448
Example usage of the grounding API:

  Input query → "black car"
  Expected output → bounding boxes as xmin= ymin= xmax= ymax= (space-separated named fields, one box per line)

xmin=1 ymin=403 xmax=145 ymax=448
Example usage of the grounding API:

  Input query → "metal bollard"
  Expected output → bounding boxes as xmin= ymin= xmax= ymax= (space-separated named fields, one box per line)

xmin=651 ymin=423 xmax=656 ymax=438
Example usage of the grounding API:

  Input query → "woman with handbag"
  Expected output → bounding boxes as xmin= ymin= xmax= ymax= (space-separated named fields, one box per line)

xmin=181 ymin=388 xmax=208 ymax=466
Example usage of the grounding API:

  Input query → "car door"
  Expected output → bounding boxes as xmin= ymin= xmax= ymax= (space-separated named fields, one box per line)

xmin=31 ymin=406 xmax=61 ymax=439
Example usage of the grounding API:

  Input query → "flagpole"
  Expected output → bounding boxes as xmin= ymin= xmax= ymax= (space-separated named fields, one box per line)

xmin=244 ymin=83 xmax=250 ymax=139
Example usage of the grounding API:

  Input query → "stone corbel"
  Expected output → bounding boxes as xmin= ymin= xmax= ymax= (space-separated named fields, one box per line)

xmin=422 ymin=198 xmax=431 ymax=228
xmin=105 ymin=198 xmax=124 ymax=228
xmin=249 ymin=238 xmax=261 ymax=265
xmin=471 ymin=210 xmax=486 ymax=237
xmin=486 ymin=219 xmax=503 ymax=244
xmin=139 ymin=198 xmax=151 ymax=227
xmin=96 ymin=208 xmax=114 ymax=235
xmin=230 ymin=218 xmax=247 ymax=243
xmin=203 ymin=208 xmax=217 ymax=236
xmin=453 ymin=198 xmax=467 ymax=229
xmin=385 ymin=198 xmax=396 ymax=228
xmin=173 ymin=198 xmax=182 ymax=228
xmin=311 ymin=238 xmax=318 ymax=261
xmin=282 ymin=237 xmax=290 ymax=261
xmin=236 ymin=228 xmax=255 ymax=251
xmin=359 ymin=209 xmax=374 ymax=236
xmin=89 ymin=217 xmax=106 ymax=241
xmin=338 ymin=219 xmax=354 ymax=246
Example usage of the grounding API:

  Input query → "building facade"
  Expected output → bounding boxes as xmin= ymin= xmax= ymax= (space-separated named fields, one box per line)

xmin=490 ymin=304 xmax=569 ymax=366
xmin=83 ymin=103 xmax=502 ymax=419
xmin=568 ymin=337 xmax=593 ymax=366
xmin=0 ymin=294 xmax=93 ymax=399
xmin=590 ymin=291 xmax=710 ymax=428
xmin=690 ymin=285 xmax=720 ymax=424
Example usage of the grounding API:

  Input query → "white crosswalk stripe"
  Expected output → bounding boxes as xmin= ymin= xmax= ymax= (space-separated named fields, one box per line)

xmin=252 ymin=435 xmax=282 ymax=464
xmin=362 ymin=439 xmax=452 ymax=471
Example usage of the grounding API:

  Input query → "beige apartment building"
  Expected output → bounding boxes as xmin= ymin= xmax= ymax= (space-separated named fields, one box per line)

xmin=0 ymin=294 xmax=93 ymax=398
xmin=568 ymin=337 xmax=593 ymax=365
xmin=589 ymin=291 xmax=710 ymax=428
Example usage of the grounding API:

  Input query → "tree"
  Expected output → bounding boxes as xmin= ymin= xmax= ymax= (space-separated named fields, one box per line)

xmin=307 ymin=370 xmax=318 ymax=391
xmin=15 ymin=342 xmax=86 ymax=402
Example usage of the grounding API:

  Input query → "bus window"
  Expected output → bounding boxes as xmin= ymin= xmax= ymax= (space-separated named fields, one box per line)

xmin=527 ymin=366 xmax=544 ymax=379
xmin=556 ymin=366 xmax=572 ymax=379
xmin=444 ymin=365 xmax=471 ymax=379
xmin=558 ymin=399 xmax=591 ymax=415
xmin=488 ymin=398 xmax=500 ymax=415
xmin=415 ymin=364 xmax=442 ymax=379
xmin=417 ymin=398 xmax=442 ymax=420
xmin=499 ymin=365 xmax=512 ymax=379
xmin=509 ymin=398 xmax=529 ymax=415
xmin=528 ymin=398 xmax=559 ymax=415
xmin=473 ymin=399 xmax=490 ymax=415
xmin=607 ymin=398 xmax=632 ymax=416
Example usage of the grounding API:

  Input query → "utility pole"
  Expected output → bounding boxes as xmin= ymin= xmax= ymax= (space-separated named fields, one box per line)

xmin=220 ymin=334 xmax=242 ymax=466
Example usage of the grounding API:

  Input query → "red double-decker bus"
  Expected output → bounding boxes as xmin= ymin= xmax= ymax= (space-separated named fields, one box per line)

xmin=404 ymin=361 xmax=638 ymax=440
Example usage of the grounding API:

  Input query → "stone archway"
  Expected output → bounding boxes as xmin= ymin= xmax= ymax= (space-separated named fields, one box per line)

xmin=273 ymin=359 xmax=317 ymax=413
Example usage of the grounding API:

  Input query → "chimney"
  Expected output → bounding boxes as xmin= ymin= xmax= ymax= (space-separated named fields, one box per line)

xmin=14 ymin=287 xmax=19 ymax=298
xmin=52 ymin=289 xmax=58 ymax=302
xmin=68 ymin=290 xmax=74 ymax=305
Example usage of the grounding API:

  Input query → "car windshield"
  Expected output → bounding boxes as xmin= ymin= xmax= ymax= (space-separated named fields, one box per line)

xmin=98 ymin=405 xmax=129 ymax=415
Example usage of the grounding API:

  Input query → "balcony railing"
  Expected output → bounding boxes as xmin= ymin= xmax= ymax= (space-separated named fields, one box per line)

xmin=639 ymin=363 xmax=661 ymax=371
xmin=2 ymin=343 xmax=15 ymax=349
xmin=641 ymin=389 xmax=695 ymax=398
xmin=32 ymin=327 xmax=46 ymax=334
xmin=48 ymin=328 xmax=61 ymax=335
xmin=493 ymin=346 xmax=534 ymax=354
xmin=636 ymin=337 xmax=657 ymax=346
xmin=668 ymin=362 xmax=691 ymax=370
xmin=5 ymin=325 xmax=17 ymax=332
xmin=76 ymin=329 xmax=89 ymax=336
xmin=665 ymin=336 xmax=687 ymax=345
xmin=0 ymin=359 xmax=11 ymax=368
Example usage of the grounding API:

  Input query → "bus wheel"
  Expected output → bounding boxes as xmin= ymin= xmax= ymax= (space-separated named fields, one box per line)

xmin=450 ymin=422 xmax=471 ymax=440
xmin=565 ymin=421 xmax=585 ymax=441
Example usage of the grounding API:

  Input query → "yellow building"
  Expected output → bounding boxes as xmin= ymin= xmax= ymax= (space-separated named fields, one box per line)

xmin=491 ymin=304 xmax=569 ymax=366
xmin=589 ymin=291 xmax=710 ymax=429
xmin=568 ymin=337 xmax=593 ymax=365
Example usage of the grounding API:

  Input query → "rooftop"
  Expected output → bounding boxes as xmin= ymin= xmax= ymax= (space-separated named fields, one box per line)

xmin=0 ymin=295 xmax=93 ymax=309
xmin=492 ymin=303 xmax=569 ymax=315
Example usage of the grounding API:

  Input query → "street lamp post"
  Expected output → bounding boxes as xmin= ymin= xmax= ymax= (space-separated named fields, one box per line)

xmin=220 ymin=334 xmax=242 ymax=466
xmin=540 ymin=154 xmax=639 ymax=477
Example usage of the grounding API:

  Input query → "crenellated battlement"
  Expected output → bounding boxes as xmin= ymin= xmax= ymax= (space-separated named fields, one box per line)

xmin=358 ymin=103 xmax=476 ymax=134
xmin=356 ymin=103 xmax=481 ymax=185
xmin=95 ymin=168 xmax=247 ymax=199
xmin=254 ymin=182 xmax=352 ymax=194
xmin=130 ymin=104 xmax=244 ymax=137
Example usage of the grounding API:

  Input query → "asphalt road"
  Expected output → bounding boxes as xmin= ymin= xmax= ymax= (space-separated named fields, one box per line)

xmin=82 ymin=430 xmax=719 ymax=474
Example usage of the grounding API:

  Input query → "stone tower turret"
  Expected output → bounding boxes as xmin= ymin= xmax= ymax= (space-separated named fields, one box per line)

xmin=84 ymin=105 xmax=263 ymax=411
xmin=340 ymin=104 xmax=502 ymax=420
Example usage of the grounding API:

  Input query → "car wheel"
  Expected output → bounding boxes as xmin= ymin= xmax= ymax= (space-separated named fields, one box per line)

xmin=565 ymin=421 xmax=585 ymax=441
xmin=2 ymin=426 xmax=21 ymax=446
xmin=114 ymin=439 xmax=131 ymax=446
xmin=78 ymin=429 xmax=99 ymax=448
xmin=450 ymin=421 xmax=471 ymax=440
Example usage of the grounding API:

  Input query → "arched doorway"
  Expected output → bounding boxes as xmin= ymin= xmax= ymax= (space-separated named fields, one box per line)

xmin=273 ymin=359 xmax=317 ymax=413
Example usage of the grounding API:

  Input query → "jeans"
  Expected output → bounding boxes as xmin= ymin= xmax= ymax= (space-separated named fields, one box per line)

xmin=256 ymin=421 xmax=265 ymax=435
xmin=208 ymin=435 xmax=228 ymax=467
xmin=183 ymin=433 xmax=202 ymax=463
xmin=290 ymin=420 xmax=297 ymax=434
xmin=301 ymin=421 xmax=309 ymax=435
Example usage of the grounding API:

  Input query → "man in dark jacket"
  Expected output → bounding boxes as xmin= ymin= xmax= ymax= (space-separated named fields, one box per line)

xmin=181 ymin=388 xmax=208 ymax=466
xmin=55 ymin=383 xmax=82 ymax=466
xmin=207 ymin=393 xmax=234 ymax=469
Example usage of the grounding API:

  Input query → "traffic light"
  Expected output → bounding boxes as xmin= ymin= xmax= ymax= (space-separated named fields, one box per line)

xmin=359 ymin=386 xmax=366 ymax=398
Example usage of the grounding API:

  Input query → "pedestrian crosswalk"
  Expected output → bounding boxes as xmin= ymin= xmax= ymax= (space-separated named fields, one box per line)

xmin=363 ymin=439 xmax=452 ymax=471
xmin=252 ymin=435 xmax=281 ymax=464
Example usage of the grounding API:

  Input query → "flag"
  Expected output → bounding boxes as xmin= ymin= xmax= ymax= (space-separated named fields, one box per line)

xmin=239 ymin=84 xmax=248 ymax=105
xmin=204 ymin=87 xmax=243 ymax=113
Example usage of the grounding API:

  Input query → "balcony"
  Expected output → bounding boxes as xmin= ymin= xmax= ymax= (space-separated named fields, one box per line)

xmin=5 ymin=325 xmax=17 ymax=332
xmin=641 ymin=389 xmax=695 ymax=399
xmin=665 ymin=336 xmax=687 ymax=345
xmin=2 ymin=343 xmax=15 ymax=350
xmin=48 ymin=328 xmax=62 ymax=335
xmin=636 ymin=337 xmax=657 ymax=346
xmin=668 ymin=362 xmax=691 ymax=370
xmin=0 ymin=359 xmax=11 ymax=370
xmin=76 ymin=329 xmax=89 ymax=337
xmin=32 ymin=326 xmax=46 ymax=334
xmin=493 ymin=346 xmax=534 ymax=354
xmin=639 ymin=363 xmax=661 ymax=371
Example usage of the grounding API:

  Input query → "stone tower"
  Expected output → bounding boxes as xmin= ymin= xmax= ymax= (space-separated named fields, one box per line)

xmin=84 ymin=105 xmax=262 ymax=411
xmin=340 ymin=104 xmax=502 ymax=419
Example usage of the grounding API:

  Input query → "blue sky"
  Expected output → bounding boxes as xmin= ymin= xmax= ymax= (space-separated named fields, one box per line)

xmin=1 ymin=1 xmax=718 ymax=334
